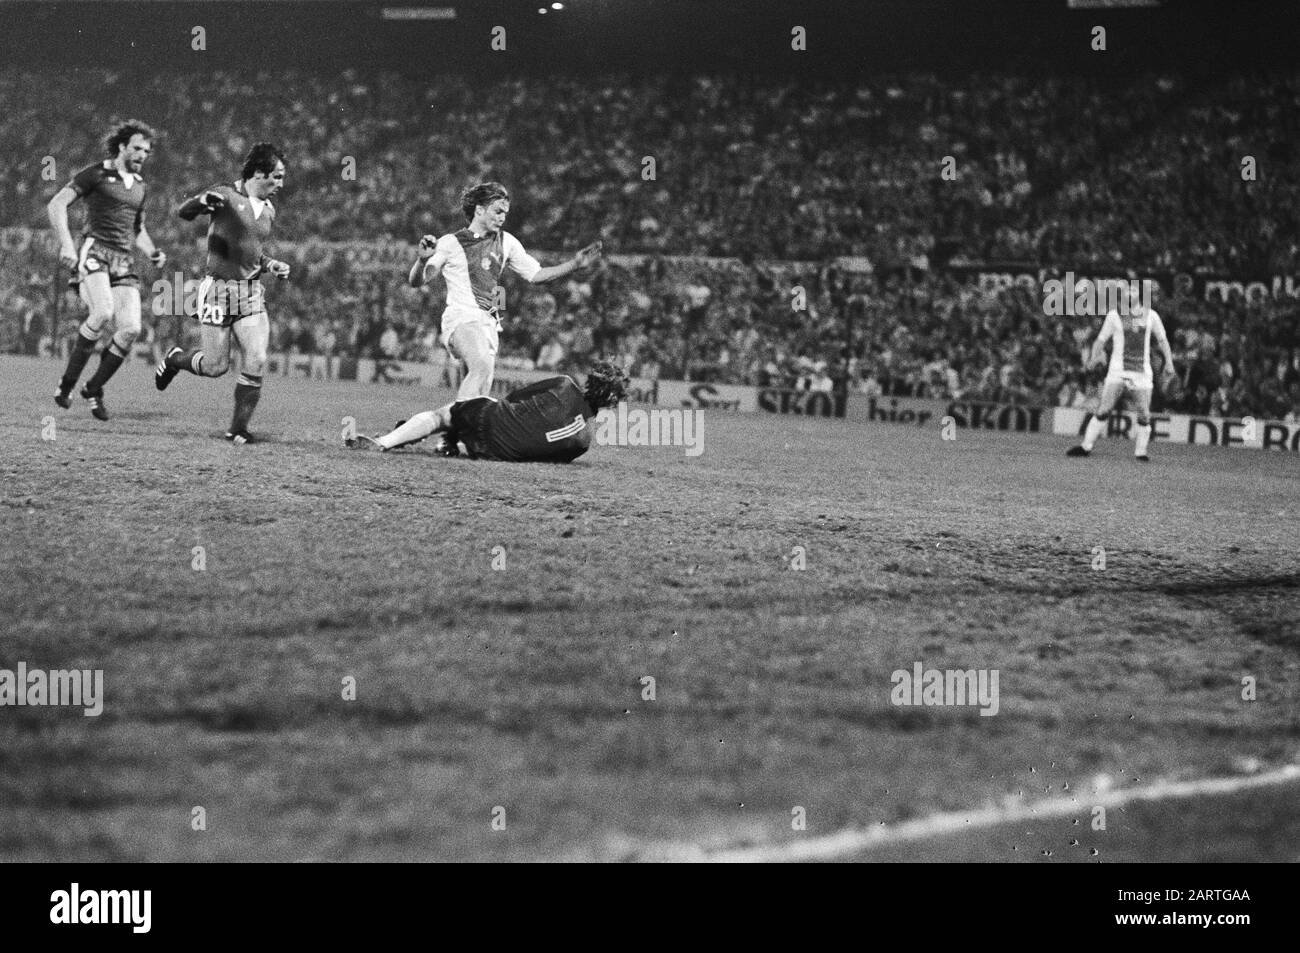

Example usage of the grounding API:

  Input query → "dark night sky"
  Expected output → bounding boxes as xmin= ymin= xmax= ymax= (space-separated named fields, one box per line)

xmin=0 ymin=0 xmax=1295 ymax=77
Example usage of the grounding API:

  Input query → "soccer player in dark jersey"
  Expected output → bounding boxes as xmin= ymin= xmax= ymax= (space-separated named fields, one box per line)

xmin=48 ymin=120 xmax=168 ymax=420
xmin=154 ymin=143 xmax=290 ymax=444
xmin=348 ymin=362 xmax=629 ymax=463
xmin=410 ymin=181 xmax=602 ymax=402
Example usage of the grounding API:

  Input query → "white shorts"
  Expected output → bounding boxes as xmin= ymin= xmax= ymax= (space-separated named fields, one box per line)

xmin=1105 ymin=371 xmax=1153 ymax=391
xmin=441 ymin=306 xmax=500 ymax=339
xmin=1098 ymin=372 xmax=1153 ymax=417
xmin=441 ymin=307 xmax=499 ymax=361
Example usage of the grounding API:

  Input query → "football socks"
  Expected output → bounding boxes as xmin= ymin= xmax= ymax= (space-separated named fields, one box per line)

xmin=1080 ymin=414 xmax=1107 ymax=452
xmin=378 ymin=410 xmax=440 ymax=450
xmin=59 ymin=331 xmax=99 ymax=392
xmin=84 ymin=343 xmax=127 ymax=393
xmin=230 ymin=375 xmax=263 ymax=435
xmin=1134 ymin=423 xmax=1152 ymax=458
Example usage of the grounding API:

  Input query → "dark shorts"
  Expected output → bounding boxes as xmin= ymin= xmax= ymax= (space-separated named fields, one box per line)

xmin=449 ymin=397 xmax=494 ymax=458
xmin=75 ymin=237 xmax=137 ymax=289
xmin=195 ymin=276 xmax=267 ymax=328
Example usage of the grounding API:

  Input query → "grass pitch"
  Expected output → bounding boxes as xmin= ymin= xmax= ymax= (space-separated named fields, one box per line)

xmin=1 ymin=353 xmax=1297 ymax=861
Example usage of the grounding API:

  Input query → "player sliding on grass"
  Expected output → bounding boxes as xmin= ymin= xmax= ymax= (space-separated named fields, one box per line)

xmin=409 ymin=181 xmax=603 ymax=401
xmin=48 ymin=120 xmax=168 ymax=421
xmin=154 ymin=144 xmax=290 ymax=444
xmin=1067 ymin=282 xmax=1176 ymax=462
xmin=347 ymin=362 xmax=629 ymax=463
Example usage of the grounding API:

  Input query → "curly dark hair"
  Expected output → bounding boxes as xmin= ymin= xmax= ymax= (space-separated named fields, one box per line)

xmin=242 ymin=142 xmax=286 ymax=180
xmin=461 ymin=181 xmax=509 ymax=222
xmin=103 ymin=119 xmax=157 ymax=157
xmin=583 ymin=361 xmax=630 ymax=410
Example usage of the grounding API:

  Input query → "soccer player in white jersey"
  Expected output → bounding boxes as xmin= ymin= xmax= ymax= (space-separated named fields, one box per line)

xmin=408 ymin=181 xmax=602 ymax=403
xmin=1067 ymin=282 xmax=1176 ymax=462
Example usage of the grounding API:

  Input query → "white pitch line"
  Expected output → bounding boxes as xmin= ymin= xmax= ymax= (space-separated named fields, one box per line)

xmin=640 ymin=764 xmax=1300 ymax=863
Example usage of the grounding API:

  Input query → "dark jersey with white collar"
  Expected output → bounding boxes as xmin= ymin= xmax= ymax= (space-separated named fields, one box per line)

xmin=178 ymin=181 xmax=277 ymax=280
xmin=68 ymin=161 xmax=148 ymax=252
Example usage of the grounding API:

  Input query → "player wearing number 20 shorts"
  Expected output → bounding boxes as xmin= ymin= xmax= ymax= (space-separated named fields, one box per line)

xmin=155 ymin=143 xmax=290 ymax=444
xmin=1068 ymin=283 xmax=1176 ymax=462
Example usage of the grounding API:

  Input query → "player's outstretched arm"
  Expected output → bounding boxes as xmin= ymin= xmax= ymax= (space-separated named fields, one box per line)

xmin=528 ymin=241 xmax=603 ymax=284
xmin=46 ymin=186 xmax=79 ymax=270
xmin=177 ymin=188 xmax=226 ymax=221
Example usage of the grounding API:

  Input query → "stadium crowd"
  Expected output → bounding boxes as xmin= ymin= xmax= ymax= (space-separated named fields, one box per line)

xmin=1 ymin=66 xmax=1297 ymax=419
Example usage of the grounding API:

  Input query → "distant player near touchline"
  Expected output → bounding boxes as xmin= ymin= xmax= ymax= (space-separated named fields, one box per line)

xmin=347 ymin=361 xmax=629 ymax=463
xmin=409 ymin=181 xmax=603 ymax=404
xmin=1067 ymin=281 xmax=1176 ymax=462
xmin=48 ymin=120 xmax=168 ymax=421
xmin=154 ymin=143 xmax=290 ymax=445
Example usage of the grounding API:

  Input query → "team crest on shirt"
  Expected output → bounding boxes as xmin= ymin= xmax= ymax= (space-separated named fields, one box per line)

xmin=482 ymin=257 xmax=492 ymax=270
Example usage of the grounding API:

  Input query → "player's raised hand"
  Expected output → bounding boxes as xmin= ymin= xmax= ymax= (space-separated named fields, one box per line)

xmin=417 ymin=234 xmax=438 ymax=259
xmin=149 ymin=249 xmax=167 ymax=270
xmin=574 ymin=240 xmax=603 ymax=269
xmin=266 ymin=259 xmax=291 ymax=279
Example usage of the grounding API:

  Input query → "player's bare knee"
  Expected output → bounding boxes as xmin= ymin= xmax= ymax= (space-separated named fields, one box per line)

xmin=116 ymin=314 xmax=142 ymax=340
xmin=83 ymin=305 xmax=114 ymax=331
xmin=112 ymin=329 xmax=139 ymax=351
xmin=242 ymin=353 xmax=267 ymax=377
xmin=204 ymin=354 xmax=231 ymax=377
